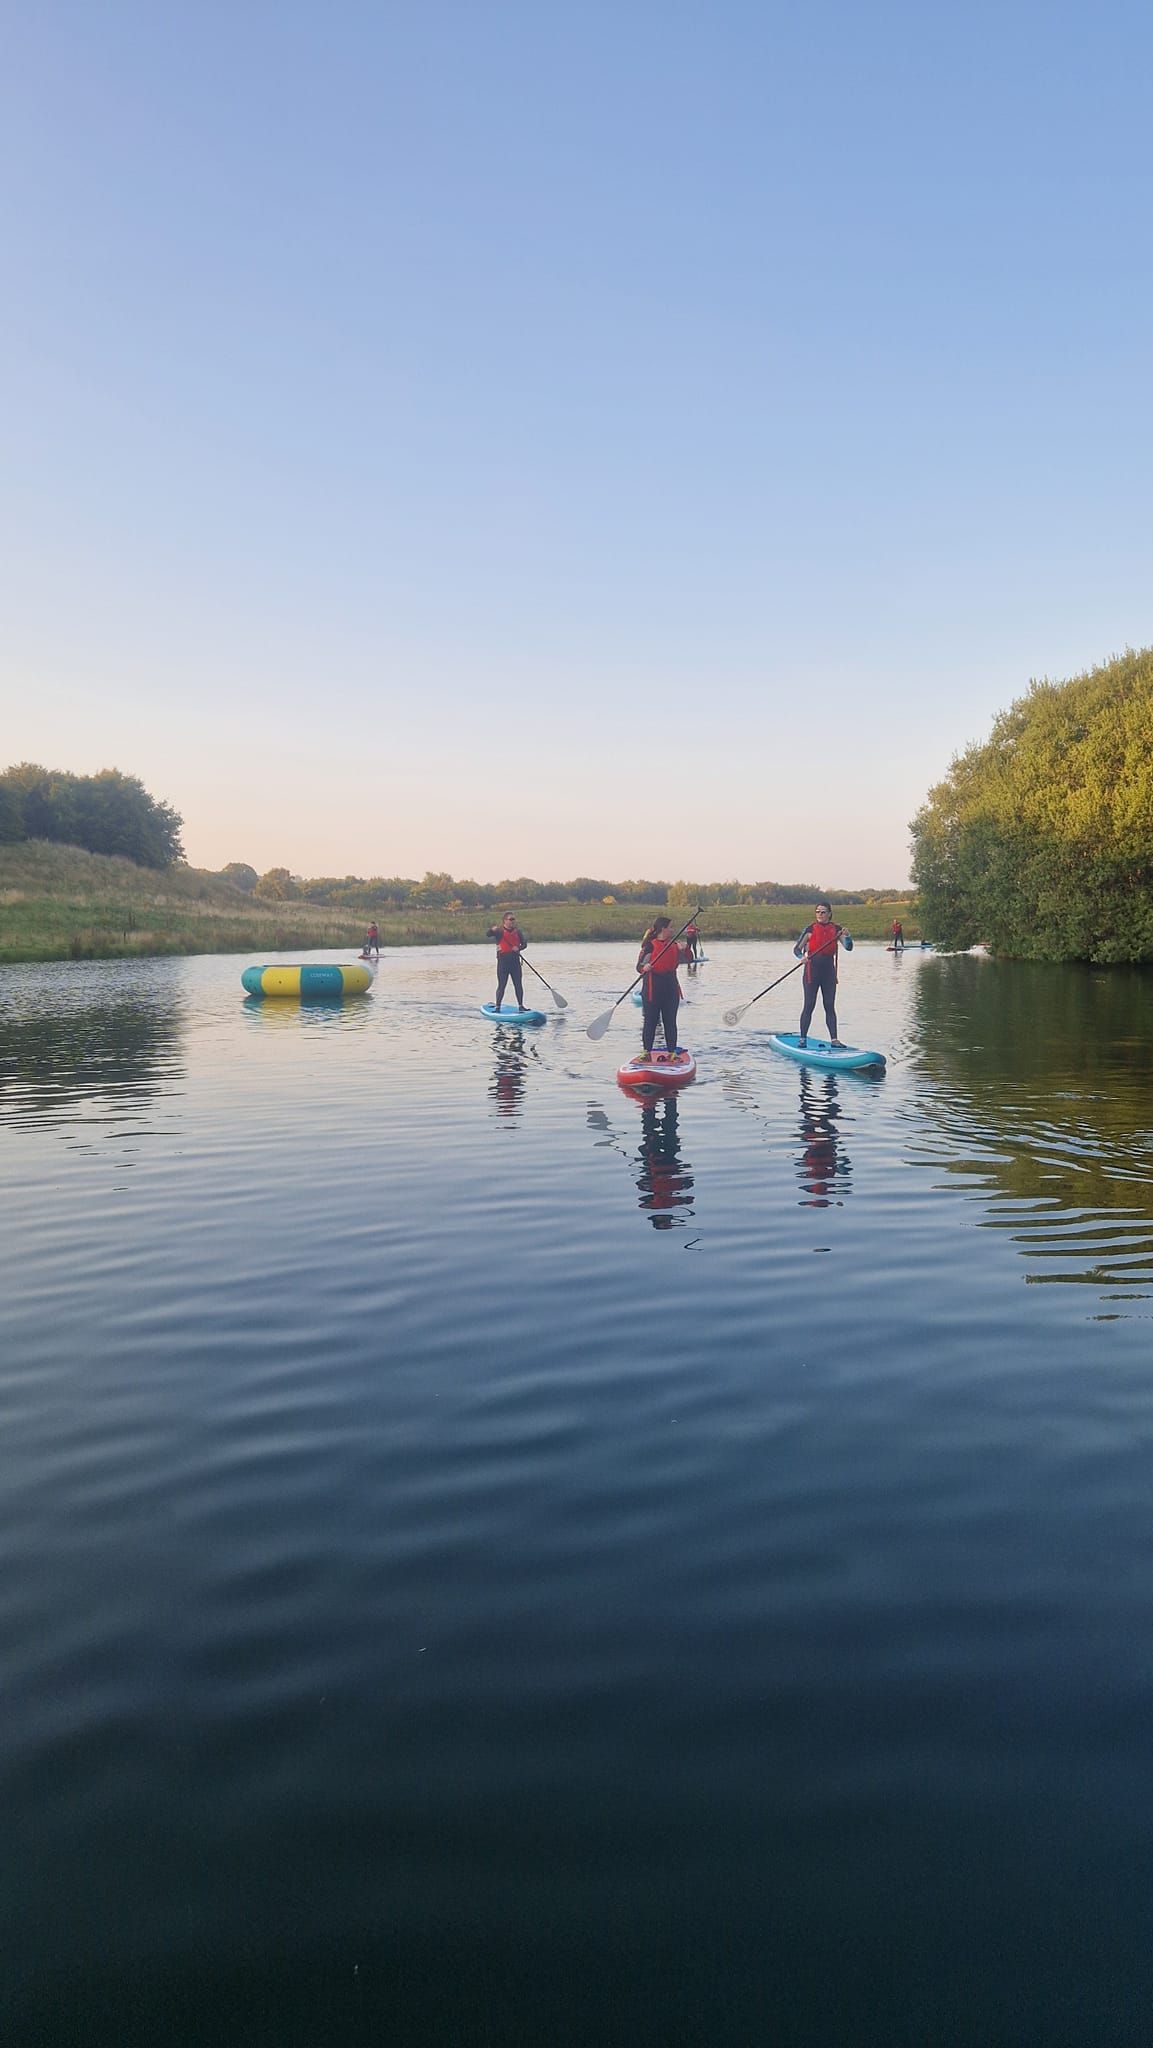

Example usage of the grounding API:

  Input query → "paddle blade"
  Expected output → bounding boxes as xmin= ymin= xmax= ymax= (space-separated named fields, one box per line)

xmin=551 ymin=992 xmax=569 ymax=1010
xmin=586 ymin=1008 xmax=614 ymax=1040
xmin=723 ymin=1007 xmax=743 ymax=1027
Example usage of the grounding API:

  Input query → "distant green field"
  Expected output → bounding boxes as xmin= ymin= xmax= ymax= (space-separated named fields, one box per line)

xmin=364 ymin=901 xmax=923 ymax=945
xmin=0 ymin=842 xmax=922 ymax=962
xmin=0 ymin=842 xmax=364 ymax=963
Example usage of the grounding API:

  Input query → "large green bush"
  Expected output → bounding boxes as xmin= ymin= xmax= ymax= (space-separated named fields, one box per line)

xmin=911 ymin=648 xmax=1153 ymax=962
xmin=0 ymin=764 xmax=184 ymax=868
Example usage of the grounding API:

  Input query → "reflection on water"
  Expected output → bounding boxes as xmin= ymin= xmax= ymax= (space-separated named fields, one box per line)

xmin=795 ymin=1071 xmax=851 ymax=1209
xmin=913 ymin=957 xmax=1153 ymax=1298
xmin=584 ymin=1090 xmax=697 ymax=1228
xmin=488 ymin=1026 xmax=538 ymax=1122
xmin=7 ymin=945 xmax=1153 ymax=2047
xmin=0 ymin=969 xmax=184 ymax=1130
xmin=634 ymin=1093 xmax=695 ymax=1229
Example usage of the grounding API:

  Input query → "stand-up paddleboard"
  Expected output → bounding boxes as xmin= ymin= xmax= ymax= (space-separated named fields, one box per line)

xmin=481 ymin=1002 xmax=546 ymax=1026
xmin=617 ymin=1048 xmax=696 ymax=1089
xmin=768 ymin=1031 xmax=885 ymax=1073
xmin=632 ymin=988 xmax=691 ymax=1006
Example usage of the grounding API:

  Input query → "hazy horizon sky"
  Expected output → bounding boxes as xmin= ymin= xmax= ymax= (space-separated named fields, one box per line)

xmin=3 ymin=1 xmax=1151 ymax=884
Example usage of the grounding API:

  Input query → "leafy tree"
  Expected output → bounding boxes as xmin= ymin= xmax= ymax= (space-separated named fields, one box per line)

xmin=0 ymin=780 xmax=24 ymax=842
xmin=254 ymin=867 xmax=298 ymax=901
xmin=222 ymin=862 xmax=259 ymax=893
xmin=910 ymin=646 xmax=1153 ymax=962
xmin=0 ymin=763 xmax=183 ymax=866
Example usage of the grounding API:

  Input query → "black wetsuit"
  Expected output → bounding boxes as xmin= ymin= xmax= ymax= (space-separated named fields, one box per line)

xmin=795 ymin=922 xmax=852 ymax=1039
xmin=639 ymin=931 xmax=682 ymax=1052
xmin=642 ymin=973 xmax=680 ymax=1054
xmin=488 ymin=926 xmax=527 ymax=1007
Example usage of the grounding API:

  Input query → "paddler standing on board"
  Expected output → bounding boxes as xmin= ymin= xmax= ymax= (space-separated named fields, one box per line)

xmin=637 ymin=915 xmax=687 ymax=1055
xmin=890 ymin=917 xmax=904 ymax=951
xmin=486 ymin=912 xmax=529 ymax=1012
xmin=684 ymin=916 xmax=701 ymax=964
xmin=794 ymin=901 xmax=853 ymax=1048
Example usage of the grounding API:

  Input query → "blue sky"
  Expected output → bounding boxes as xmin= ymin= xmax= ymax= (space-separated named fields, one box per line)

xmin=2 ymin=0 xmax=1150 ymax=884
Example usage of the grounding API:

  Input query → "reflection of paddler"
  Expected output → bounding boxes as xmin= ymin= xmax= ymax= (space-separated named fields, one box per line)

xmin=794 ymin=900 xmax=853 ymax=1046
xmin=486 ymin=912 xmax=528 ymax=1010
xmin=636 ymin=1094 xmax=694 ymax=1229
xmin=489 ymin=1026 xmax=529 ymax=1120
xmin=637 ymin=915 xmax=688 ymax=1053
xmin=796 ymin=1070 xmax=850 ymax=1208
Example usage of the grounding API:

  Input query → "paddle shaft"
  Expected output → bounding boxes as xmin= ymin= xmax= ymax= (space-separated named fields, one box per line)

xmin=724 ymin=952 xmax=809 ymax=1024
xmin=521 ymin=956 xmax=568 ymax=1007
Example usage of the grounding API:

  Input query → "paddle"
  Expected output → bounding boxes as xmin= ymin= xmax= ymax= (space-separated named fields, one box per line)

xmin=586 ymin=909 xmax=703 ymax=1041
xmin=522 ymin=957 xmax=568 ymax=1010
xmin=723 ymin=953 xmax=808 ymax=1027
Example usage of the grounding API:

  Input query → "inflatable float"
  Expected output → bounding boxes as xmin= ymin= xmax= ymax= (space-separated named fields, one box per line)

xmin=767 ymin=1031 xmax=885 ymax=1073
xmin=242 ymin=963 xmax=374 ymax=999
xmin=480 ymin=1002 xmax=546 ymax=1026
xmin=617 ymin=1049 xmax=697 ymax=1089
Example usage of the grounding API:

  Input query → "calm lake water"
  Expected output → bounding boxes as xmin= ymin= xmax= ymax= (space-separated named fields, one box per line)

xmin=2 ymin=942 xmax=1152 ymax=2047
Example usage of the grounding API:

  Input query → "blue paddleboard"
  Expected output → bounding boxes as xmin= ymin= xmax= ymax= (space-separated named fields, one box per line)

xmin=768 ymin=1031 xmax=885 ymax=1073
xmin=481 ymin=1003 xmax=546 ymax=1026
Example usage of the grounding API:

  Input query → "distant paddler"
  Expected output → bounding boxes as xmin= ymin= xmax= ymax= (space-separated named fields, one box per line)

xmin=794 ymin=900 xmax=854 ymax=1048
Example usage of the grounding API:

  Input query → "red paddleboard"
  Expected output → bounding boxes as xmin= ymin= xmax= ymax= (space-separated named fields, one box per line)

xmin=616 ymin=1048 xmax=697 ymax=1090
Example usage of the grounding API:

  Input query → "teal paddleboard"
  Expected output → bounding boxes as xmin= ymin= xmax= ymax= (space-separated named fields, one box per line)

xmin=768 ymin=1031 xmax=885 ymax=1072
xmin=481 ymin=1003 xmax=546 ymax=1026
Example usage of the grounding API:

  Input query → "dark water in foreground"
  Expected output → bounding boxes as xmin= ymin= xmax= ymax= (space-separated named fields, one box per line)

xmin=2 ymin=943 xmax=1152 ymax=2047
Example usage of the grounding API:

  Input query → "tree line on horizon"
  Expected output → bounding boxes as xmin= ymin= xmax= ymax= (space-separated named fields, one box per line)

xmin=910 ymin=645 xmax=1153 ymax=963
xmin=222 ymin=867 xmax=911 ymax=911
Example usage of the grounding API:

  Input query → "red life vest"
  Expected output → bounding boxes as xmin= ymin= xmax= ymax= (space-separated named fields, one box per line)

xmin=497 ymin=926 xmax=522 ymax=954
xmin=647 ymin=932 xmax=680 ymax=975
xmin=808 ymin=921 xmax=839 ymax=958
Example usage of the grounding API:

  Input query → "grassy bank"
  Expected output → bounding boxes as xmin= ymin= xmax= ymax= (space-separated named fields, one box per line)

xmin=0 ymin=843 xmax=923 ymax=963
xmin=0 ymin=842 xmax=365 ymax=963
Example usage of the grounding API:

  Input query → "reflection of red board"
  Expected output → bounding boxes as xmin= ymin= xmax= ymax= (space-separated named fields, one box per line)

xmin=617 ymin=1049 xmax=697 ymax=1090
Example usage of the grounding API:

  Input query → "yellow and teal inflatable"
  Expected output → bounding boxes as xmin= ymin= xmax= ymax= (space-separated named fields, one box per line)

xmin=242 ymin=963 xmax=374 ymax=999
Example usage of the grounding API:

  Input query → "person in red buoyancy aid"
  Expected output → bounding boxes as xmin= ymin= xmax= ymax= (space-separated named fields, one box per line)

xmin=890 ymin=918 xmax=904 ymax=951
xmin=684 ymin=918 xmax=700 ymax=964
xmin=793 ymin=900 xmax=854 ymax=1046
xmin=637 ymin=915 xmax=687 ymax=1055
xmin=363 ymin=922 xmax=380 ymax=960
xmin=486 ymin=912 xmax=528 ymax=1010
